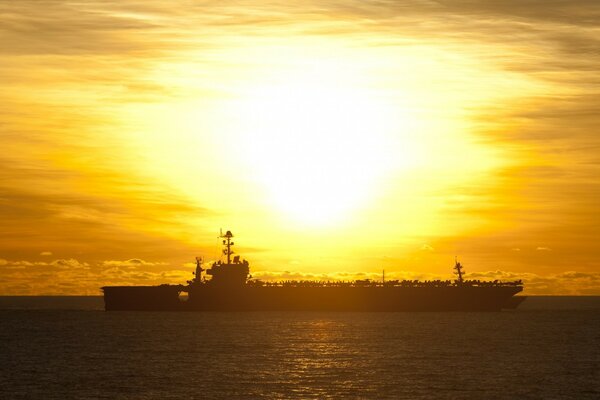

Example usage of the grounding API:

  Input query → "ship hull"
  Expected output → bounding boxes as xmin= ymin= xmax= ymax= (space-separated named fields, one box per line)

xmin=103 ymin=285 xmax=524 ymax=312
xmin=102 ymin=285 xmax=183 ymax=311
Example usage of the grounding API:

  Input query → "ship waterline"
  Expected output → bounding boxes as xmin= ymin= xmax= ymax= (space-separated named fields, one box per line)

xmin=103 ymin=285 xmax=524 ymax=312
xmin=102 ymin=230 xmax=525 ymax=312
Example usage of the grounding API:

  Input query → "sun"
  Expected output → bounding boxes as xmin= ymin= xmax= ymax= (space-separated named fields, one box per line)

xmin=116 ymin=40 xmax=512 ymax=234
xmin=228 ymin=69 xmax=422 ymax=226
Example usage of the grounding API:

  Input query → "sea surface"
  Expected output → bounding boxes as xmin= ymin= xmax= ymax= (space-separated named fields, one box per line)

xmin=1 ymin=297 xmax=598 ymax=399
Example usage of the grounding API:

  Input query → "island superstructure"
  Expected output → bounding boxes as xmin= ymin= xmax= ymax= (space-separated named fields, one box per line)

xmin=102 ymin=230 xmax=525 ymax=311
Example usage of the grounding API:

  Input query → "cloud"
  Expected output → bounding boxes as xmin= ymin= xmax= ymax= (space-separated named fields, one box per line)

xmin=40 ymin=251 xmax=52 ymax=256
xmin=0 ymin=257 xmax=192 ymax=295
xmin=0 ymin=161 xmax=213 ymax=261
xmin=101 ymin=259 xmax=169 ymax=268
xmin=468 ymin=270 xmax=600 ymax=295
xmin=420 ymin=244 xmax=434 ymax=252
xmin=1 ymin=254 xmax=598 ymax=295
xmin=1 ymin=1 xmax=599 ymax=295
xmin=0 ymin=258 xmax=88 ymax=268
xmin=50 ymin=259 xmax=90 ymax=269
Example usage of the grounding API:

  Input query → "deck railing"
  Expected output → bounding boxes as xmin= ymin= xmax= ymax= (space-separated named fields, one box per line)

xmin=243 ymin=279 xmax=523 ymax=288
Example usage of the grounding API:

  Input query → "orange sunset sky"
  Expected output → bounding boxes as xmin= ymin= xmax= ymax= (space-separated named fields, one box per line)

xmin=1 ymin=1 xmax=599 ymax=295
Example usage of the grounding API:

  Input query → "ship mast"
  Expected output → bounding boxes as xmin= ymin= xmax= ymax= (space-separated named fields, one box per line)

xmin=220 ymin=230 xmax=234 ymax=264
xmin=194 ymin=257 xmax=204 ymax=283
xmin=454 ymin=257 xmax=465 ymax=284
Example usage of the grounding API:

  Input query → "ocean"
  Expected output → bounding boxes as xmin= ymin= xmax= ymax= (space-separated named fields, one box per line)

xmin=1 ymin=297 xmax=598 ymax=399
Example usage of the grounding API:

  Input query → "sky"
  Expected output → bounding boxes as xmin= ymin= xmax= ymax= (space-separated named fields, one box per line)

xmin=1 ymin=0 xmax=599 ymax=295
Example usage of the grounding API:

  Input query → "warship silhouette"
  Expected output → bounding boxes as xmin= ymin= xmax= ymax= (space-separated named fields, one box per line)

xmin=102 ymin=230 xmax=526 ymax=311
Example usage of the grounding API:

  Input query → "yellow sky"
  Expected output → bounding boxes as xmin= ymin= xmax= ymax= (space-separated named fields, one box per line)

xmin=1 ymin=1 xmax=599 ymax=294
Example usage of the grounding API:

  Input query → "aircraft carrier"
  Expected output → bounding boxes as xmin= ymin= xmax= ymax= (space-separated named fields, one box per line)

xmin=102 ymin=230 xmax=525 ymax=311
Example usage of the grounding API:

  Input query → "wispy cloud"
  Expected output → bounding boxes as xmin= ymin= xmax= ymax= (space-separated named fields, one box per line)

xmin=1 ymin=1 xmax=599 ymax=294
xmin=101 ymin=259 xmax=169 ymax=268
xmin=0 ymin=254 xmax=598 ymax=295
xmin=0 ymin=257 xmax=190 ymax=295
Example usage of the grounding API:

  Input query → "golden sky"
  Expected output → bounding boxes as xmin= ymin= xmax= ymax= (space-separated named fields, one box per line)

xmin=1 ymin=1 xmax=599 ymax=295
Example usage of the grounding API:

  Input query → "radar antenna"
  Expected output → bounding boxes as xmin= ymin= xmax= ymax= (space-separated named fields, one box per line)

xmin=454 ymin=256 xmax=465 ymax=284
xmin=219 ymin=230 xmax=234 ymax=264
